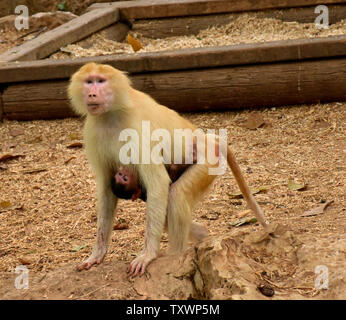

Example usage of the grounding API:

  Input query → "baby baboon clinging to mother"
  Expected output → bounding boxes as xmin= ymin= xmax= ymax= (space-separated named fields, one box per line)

xmin=68 ymin=62 xmax=267 ymax=277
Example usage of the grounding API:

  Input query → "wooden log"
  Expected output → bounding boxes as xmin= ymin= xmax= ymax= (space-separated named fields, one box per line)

xmin=88 ymin=0 xmax=346 ymax=19
xmin=0 ymin=7 xmax=119 ymax=62
xmin=133 ymin=4 xmax=346 ymax=38
xmin=1 ymin=35 xmax=345 ymax=84
xmin=3 ymin=58 xmax=346 ymax=120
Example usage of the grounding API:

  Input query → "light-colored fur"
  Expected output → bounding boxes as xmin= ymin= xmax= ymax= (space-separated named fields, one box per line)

xmin=68 ymin=63 xmax=266 ymax=275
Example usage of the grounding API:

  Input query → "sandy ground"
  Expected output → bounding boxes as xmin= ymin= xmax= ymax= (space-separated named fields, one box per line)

xmin=0 ymin=102 xmax=345 ymax=299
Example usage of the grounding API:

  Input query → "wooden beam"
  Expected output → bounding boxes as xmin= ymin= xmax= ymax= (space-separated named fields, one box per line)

xmin=3 ymin=58 xmax=346 ymax=120
xmin=0 ymin=35 xmax=345 ymax=84
xmin=130 ymin=58 xmax=346 ymax=112
xmin=0 ymin=7 xmax=119 ymax=62
xmin=133 ymin=4 xmax=346 ymax=38
xmin=88 ymin=0 xmax=346 ymax=19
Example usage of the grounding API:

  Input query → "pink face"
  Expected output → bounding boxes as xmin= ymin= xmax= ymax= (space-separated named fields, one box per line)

xmin=83 ymin=74 xmax=113 ymax=115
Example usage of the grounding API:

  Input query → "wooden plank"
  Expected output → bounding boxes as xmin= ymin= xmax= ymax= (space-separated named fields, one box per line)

xmin=133 ymin=4 xmax=346 ymax=38
xmin=3 ymin=58 xmax=346 ymax=120
xmin=130 ymin=58 xmax=346 ymax=111
xmin=4 ymin=100 xmax=75 ymax=120
xmin=0 ymin=7 xmax=119 ymax=62
xmin=1 ymin=35 xmax=345 ymax=84
xmin=88 ymin=0 xmax=346 ymax=19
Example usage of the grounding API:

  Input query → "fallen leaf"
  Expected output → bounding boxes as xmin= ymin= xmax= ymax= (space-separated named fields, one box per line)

xmin=301 ymin=201 xmax=333 ymax=217
xmin=229 ymin=186 xmax=268 ymax=199
xmin=20 ymin=167 xmax=47 ymax=174
xmin=0 ymin=201 xmax=12 ymax=209
xmin=230 ymin=217 xmax=257 ymax=227
xmin=66 ymin=141 xmax=83 ymax=148
xmin=0 ymin=201 xmax=23 ymax=212
xmin=0 ymin=164 xmax=8 ymax=170
xmin=10 ymin=127 xmax=25 ymax=137
xmin=288 ymin=179 xmax=307 ymax=191
xmin=127 ymin=34 xmax=143 ymax=52
xmin=0 ymin=153 xmax=25 ymax=162
xmin=243 ymin=113 xmax=265 ymax=130
xmin=71 ymin=244 xmax=88 ymax=252
xmin=69 ymin=132 xmax=79 ymax=140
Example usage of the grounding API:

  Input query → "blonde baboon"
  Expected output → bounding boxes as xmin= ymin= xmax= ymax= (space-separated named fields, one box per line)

xmin=68 ymin=62 xmax=267 ymax=277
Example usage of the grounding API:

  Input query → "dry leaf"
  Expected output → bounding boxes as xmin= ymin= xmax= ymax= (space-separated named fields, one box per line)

xmin=288 ymin=179 xmax=307 ymax=191
xmin=0 ymin=164 xmax=8 ymax=170
xmin=301 ymin=201 xmax=333 ymax=217
xmin=127 ymin=34 xmax=143 ymax=52
xmin=243 ymin=114 xmax=265 ymax=130
xmin=71 ymin=244 xmax=88 ymax=252
xmin=10 ymin=127 xmax=25 ymax=137
xmin=229 ymin=186 xmax=268 ymax=199
xmin=0 ymin=153 xmax=25 ymax=162
xmin=69 ymin=132 xmax=79 ymax=140
xmin=0 ymin=201 xmax=12 ymax=209
xmin=21 ymin=167 xmax=47 ymax=174
xmin=230 ymin=217 xmax=257 ymax=227
xmin=66 ymin=142 xmax=83 ymax=148
xmin=0 ymin=201 xmax=23 ymax=212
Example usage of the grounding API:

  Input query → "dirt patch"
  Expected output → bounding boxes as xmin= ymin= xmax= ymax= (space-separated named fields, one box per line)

xmin=0 ymin=102 xmax=345 ymax=299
